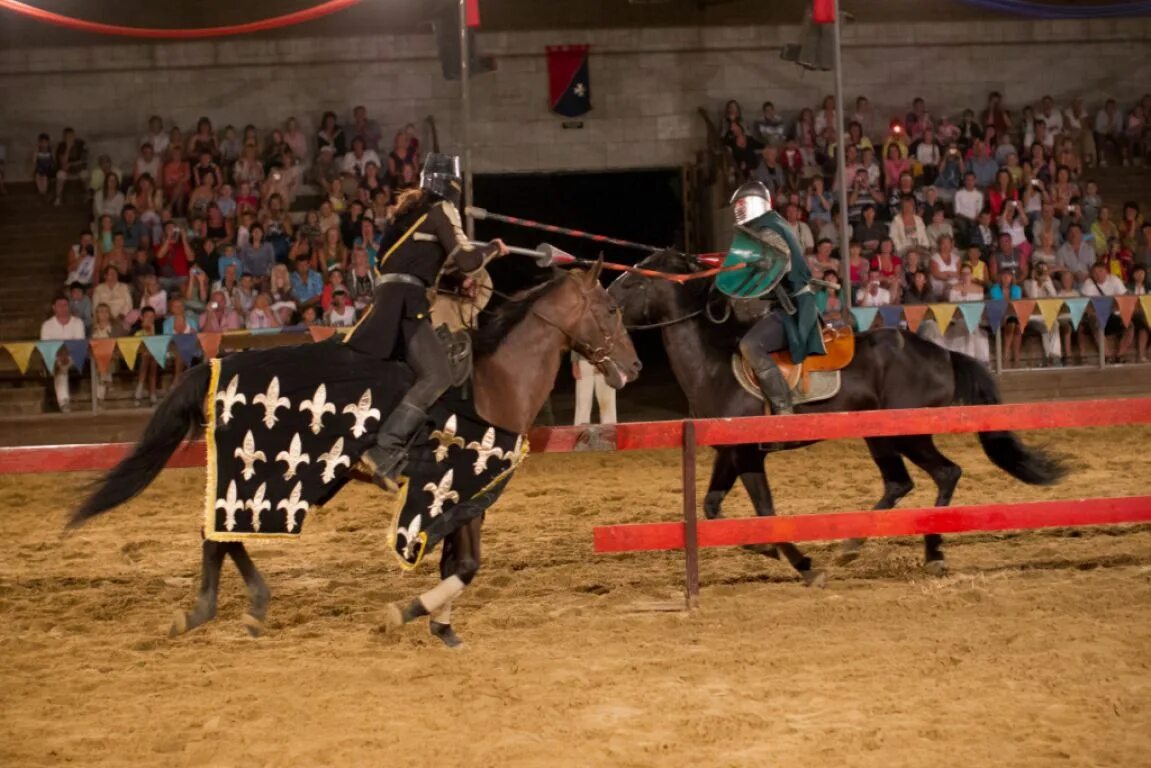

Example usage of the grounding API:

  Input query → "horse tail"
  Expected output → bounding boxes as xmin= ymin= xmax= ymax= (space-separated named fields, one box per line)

xmin=949 ymin=351 xmax=1067 ymax=486
xmin=69 ymin=364 xmax=211 ymax=528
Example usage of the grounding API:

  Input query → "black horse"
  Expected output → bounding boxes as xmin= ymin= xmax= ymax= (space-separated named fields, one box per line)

xmin=609 ymin=250 xmax=1065 ymax=581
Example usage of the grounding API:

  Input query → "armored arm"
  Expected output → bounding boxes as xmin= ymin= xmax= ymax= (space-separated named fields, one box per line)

xmin=430 ymin=201 xmax=501 ymax=274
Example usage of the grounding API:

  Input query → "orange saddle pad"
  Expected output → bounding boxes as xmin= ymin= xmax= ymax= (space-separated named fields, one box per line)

xmin=739 ymin=326 xmax=855 ymax=395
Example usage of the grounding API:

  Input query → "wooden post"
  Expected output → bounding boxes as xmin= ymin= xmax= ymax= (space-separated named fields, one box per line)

xmin=682 ymin=420 xmax=700 ymax=608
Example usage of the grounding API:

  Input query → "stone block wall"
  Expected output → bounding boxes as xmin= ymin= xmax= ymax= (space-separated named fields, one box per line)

xmin=1 ymin=17 xmax=1148 ymax=180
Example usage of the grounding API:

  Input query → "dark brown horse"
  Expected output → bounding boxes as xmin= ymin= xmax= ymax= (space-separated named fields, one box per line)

xmin=609 ymin=250 xmax=1064 ymax=582
xmin=71 ymin=263 xmax=641 ymax=645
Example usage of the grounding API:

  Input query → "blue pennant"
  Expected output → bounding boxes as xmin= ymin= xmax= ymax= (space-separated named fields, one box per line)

xmin=34 ymin=340 xmax=64 ymax=370
xmin=852 ymin=306 xmax=879 ymax=331
xmin=983 ymin=299 xmax=1009 ymax=330
xmin=957 ymin=302 xmax=985 ymax=331
xmin=172 ymin=334 xmax=201 ymax=366
xmin=1089 ymin=296 xmax=1114 ymax=326
xmin=143 ymin=335 xmax=173 ymax=367
xmin=878 ymin=305 xmax=904 ymax=328
xmin=1064 ymin=297 xmax=1089 ymax=330
xmin=63 ymin=339 xmax=89 ymax=371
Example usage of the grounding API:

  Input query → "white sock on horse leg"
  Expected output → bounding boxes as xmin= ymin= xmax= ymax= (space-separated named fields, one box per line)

xmin=430 ymin=600 xmax=452 ymax=625
xmin=418 ymin=575 xmax=465 ymax=615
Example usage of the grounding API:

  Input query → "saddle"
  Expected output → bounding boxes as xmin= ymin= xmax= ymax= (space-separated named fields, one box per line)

xmin=733 ymin=326 xmax=855 ymax=408
xmin=429 ymin=268 xmax=494 ymax=389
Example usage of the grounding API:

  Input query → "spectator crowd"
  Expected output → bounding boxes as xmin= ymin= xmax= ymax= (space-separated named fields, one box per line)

xmin=39 ymin=107 xmax=422 ymax=407
xmin=722 ymin=91 xmax=1151 ymax=367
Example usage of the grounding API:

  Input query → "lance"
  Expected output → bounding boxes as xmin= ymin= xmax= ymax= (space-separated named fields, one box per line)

xmin=467 ymin=206 xmax=666 ymax=254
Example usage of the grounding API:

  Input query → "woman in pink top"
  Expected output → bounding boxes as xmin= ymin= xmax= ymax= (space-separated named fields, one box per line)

xmin=883 ymin=144 xmax=910 ymax=191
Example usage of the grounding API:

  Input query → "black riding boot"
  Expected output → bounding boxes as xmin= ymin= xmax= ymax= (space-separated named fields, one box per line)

xmin=754 ymin=363 xmax=794 ymax=415
xmin=361 ymin=402 xmax=428 ymax=491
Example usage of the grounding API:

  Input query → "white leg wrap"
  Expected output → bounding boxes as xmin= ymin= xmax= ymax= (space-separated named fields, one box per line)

xmin=418 ymin=575 xmax=465 ymax=615
xmin=429 ymin=600 xmax=452 ymax=625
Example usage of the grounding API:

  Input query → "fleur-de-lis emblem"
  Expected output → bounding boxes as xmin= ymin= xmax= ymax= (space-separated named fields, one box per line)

xmin=318 ymin=437 xmax=351 ymax=483
xmin=246 ymin=482 xmax=271 ymax=533
xmin=300 ymin=384 xmax=336 ymax=435
xmin=395 ymin=514 xmax=423 ymax=561
xmin=275 ymin=433 xmax=311 ymax=481
xmin=342 ymin=389 xmax=381 ymax=438
xmin=215 ymin=480 xmax=244 ymax=531
xmin=466 ymin=427 xmax=508 ymax=475
xmin=215 ymin=375 xmax=246 ymax=425
xmin=423 ymin=469 xmax=460 ymax=518
xmin=253 ymin=376 xmax=290 ymax=429
xmin=276 ymin=482 xmax=308 ymax=533
xmin=430 ymin=413 xmax=465 ymax=462
xmin=233 ymin=430 xmax=267 ymax=481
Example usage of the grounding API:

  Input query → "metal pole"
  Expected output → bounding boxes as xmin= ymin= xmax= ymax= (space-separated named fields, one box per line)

xmin=459 ymin=0 xmax=474 ymax=239
xmin=831 ymin=0 xmax=851 ymax=313
xmin=682 ymin=420 xmax=700 ymax=608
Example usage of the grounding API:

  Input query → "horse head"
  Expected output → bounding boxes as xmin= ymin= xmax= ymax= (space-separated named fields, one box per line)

xmin=608 ymin=249 xmax=708 ymax=329
xmin=553 ymin=256 xmax=641 ymax=388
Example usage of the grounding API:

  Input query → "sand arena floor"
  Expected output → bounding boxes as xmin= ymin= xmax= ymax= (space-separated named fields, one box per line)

xmin=2 ymin=426 xmax=1150 ymax=767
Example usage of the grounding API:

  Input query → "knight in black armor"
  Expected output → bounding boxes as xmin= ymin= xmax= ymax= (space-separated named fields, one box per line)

xmin=346 ymin=153 xmax=508 ymax=490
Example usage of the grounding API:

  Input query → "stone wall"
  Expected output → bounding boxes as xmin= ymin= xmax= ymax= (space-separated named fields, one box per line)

xmin=1 ymin=17 xmax=1148 ymax=181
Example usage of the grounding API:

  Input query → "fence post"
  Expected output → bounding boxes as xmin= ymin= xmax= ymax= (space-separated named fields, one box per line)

xmin=682 ymin=420 xmax=700 ymax=608
xmin=1097 ymin=321 xmax=1106 ymax=369
xmin=90 ymin=358 xmax=98 ymax=414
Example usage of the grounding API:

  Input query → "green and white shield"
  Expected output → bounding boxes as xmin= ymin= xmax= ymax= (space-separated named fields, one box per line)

xmin=716 ymin=211 xmax=798 ymax=300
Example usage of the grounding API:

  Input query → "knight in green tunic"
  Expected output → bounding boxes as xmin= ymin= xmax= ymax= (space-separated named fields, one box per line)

xmin=718 ymin=182 xmax=825 ymax=414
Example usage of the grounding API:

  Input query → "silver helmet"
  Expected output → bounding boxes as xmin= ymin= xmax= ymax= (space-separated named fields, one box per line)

xmin=419 ymin=153 xmax=463 ymax=207
xmin=730 ymin=181 xmax=772 ymax=226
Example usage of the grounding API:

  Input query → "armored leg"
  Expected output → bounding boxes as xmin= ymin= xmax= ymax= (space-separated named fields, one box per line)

xmin=739 ymin=314 xmax=794 ymax=416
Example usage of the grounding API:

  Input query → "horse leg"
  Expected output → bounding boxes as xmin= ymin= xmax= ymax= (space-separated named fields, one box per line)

xmin=225 ymin=542 xmax=272 ymax=637
xmin=703 ymin=448 xmax=739 ymax=520
xmin=732 ymin=448 xmax=826 ymax=587
xmin=895 ymin=435 xmax=962 ymax=575
xmin=838 ymin=437 xmax=915 ymax=566
xmin=384 ymin=516 xmax=481 ymax=647
xmin=170 ymin=539 xmax=227 ymax=637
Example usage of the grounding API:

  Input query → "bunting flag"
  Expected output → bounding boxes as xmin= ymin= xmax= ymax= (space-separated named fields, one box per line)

xmin=983 ymin=299 xmax=1009 ymax=330
xmin=63 ymin=339 xmax=89 ymax=372
xmin=957 ymin=302 xmax=985 ymax=332
xmin=1088 ymin=296 xmax=1114 ymax=326
xmin=116 ymin=337 xmax=141 ymax=370
xmin=878 ymin=305 xmax=904 ymax=328
xmin=143 ymin=335 xmax=173 ymax=367
xmin=1064 ymin=297 xmax=1089 ymax=330
xmin=89 ymin=339 xmax=117 ymax=375
xmin=198 ymin=332 xmax=222 ymax=361
xmin=173 ymin=334 xmax=201 ymax=366
xmin=1011 ymin=299 xmax=1036 ymax=326
xmin=309 ymin=326 xmax=338 ymax=343
xmin=1115 ymin=295 xmax=1138 ymax=327
xmin=1139 ymin=296 xmax=1151 ymax=326
xmin=34 ymin=340 xmax=64 ymax=370
xmin=902 ymin=305 xmax=929 ymax=334
xmin=547 ymin=44 xmax=592 ymax=118
xmin=929 ymin=303 xmax=958 ymax=332
xmin=1036 ymin=299 xmax=1063 ymax=331
xmin=5 ymin=342 xmax=36 ymax=374
xmin=852 ymin=306 xmax=879 ymax=331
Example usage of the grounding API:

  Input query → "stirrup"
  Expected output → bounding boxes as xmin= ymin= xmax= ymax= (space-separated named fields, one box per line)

xmin=361 ymin=445 xmax=408 ymax=491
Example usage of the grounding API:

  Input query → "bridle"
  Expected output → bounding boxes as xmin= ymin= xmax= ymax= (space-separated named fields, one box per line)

xmin=612 ymin=261 xmax=709 ymax=331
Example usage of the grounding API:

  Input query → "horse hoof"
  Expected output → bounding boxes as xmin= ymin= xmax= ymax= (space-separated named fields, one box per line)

xmin=923 ymin=559 xmax=949 ymax=577
xmin=381 ymin=602 xmax=405 ymax=633
xmin=802 ymin=569 xmax=827 ymax=589
xmin=241 ymin=612 xmax=264 ymax=637
xmin=430 ymin=621 xmax=464 ymax=648
xmin=168 ymin=610 xmax=189 ymax=638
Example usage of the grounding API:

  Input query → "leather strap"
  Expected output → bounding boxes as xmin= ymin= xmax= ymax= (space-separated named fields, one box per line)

xmin=377 ymin=273 xmax=426 ymax=288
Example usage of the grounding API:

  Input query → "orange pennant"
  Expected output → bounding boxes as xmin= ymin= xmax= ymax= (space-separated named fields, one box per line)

xmin=309 ymin=326 xmax=337 ymax=343
xmin=902 ymin=305 xmax=929 ymax=334
xmin=89 ymin=339 xmax=117 ymax=375
xmin=1011 ymin=300 xmax=1036 ymax=324
xmin=1114 ymin=295 xmax=1137 ymax=327
xmin=198 ymin=332 xmax=222 ymax=361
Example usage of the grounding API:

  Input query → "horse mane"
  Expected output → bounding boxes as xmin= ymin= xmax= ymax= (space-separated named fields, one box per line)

xmin=472 ymin=269 xmax=567 ymax=358
xmin=640 ymin=249 xmax=747 ymax=352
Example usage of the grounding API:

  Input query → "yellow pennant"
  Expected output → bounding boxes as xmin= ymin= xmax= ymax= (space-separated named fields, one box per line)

xmin=116 ymin=337 xmax=142 ymax=370
xmin=1036 ymin=299 xmax=1064 ymax=331
xmin=1140 ymin=296 xmax=1151 ymax=328
xmin=929 ymin=303 xmax=957 ymax=332
xmin=5 ymin=342 xmax=36 ymax=374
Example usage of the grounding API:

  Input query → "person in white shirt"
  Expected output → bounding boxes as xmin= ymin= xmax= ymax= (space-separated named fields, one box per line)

xmin=142 ymin=115 xmax=169 ymax=158
xmin=325 ymin=288 xmax=357 ymax=327
xmin=784 ymin=203 xmax=814 ymax=255
xmin=945 ymin=265 xmax=990 ymax=363
xmin=40 ymin=295 xmax=86 ymax=412
xmin=1038 ymin=96 xmax=1063 ymax=139
xmin=953 ymin=172 xmax=984 ymax=243
xmin=340 ymin=137 xmax=381 ymax=183
xmin=133 ymin=143 xmax=161 ymax=184
xmin=1063 ymin=97 xmax=1097 ymax=167
xmin=1079 ymin=263 xmax=1134 ymax=361
xmin=1022 ymin=262 xmax=1063 ymax=364
xmin=572 ymin=351 xmax=617 ymax=426
xmin=92 ymin=266 xmax=133 ymax=321
xmin=856 ymin=278 xmax=892 ymax=307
